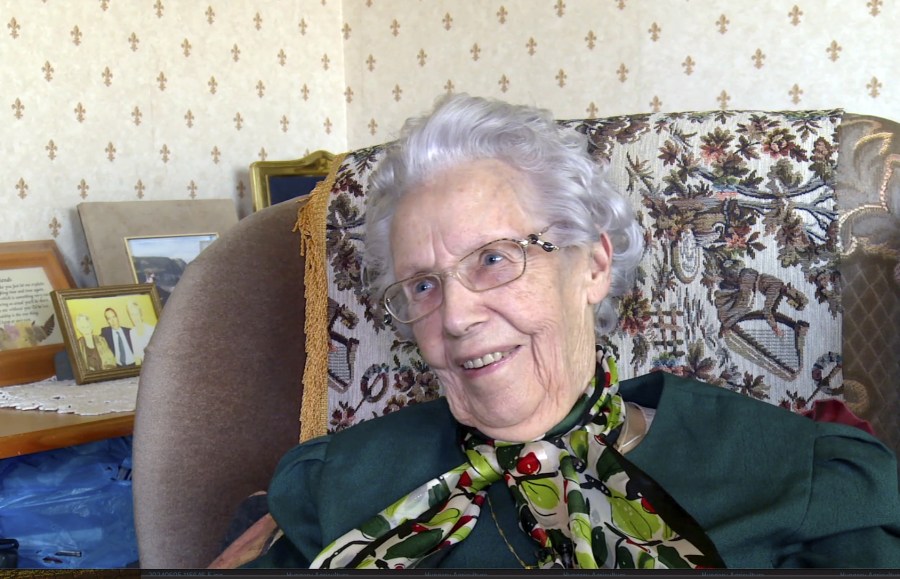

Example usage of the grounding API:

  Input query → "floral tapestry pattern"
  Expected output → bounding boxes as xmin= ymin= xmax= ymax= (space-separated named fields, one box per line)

xmin=319 ymin=110 xmax=845 ymax=432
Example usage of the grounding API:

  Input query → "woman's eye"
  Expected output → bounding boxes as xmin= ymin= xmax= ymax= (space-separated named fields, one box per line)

xmin=411 ymin=278 xmax=435 ymax=295
xmin=481 ymin=252 xmax=505 ymax=267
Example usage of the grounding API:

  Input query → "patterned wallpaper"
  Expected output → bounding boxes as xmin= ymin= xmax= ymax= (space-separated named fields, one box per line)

xmin=2 ymin=0 xmax=896 ymax=287
xmin=2 ymin=0 xmax=346 ymax=286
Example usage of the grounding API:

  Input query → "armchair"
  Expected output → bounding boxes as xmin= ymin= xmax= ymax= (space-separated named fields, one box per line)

xmin=133 ymin=109 xmax=899 ymax=568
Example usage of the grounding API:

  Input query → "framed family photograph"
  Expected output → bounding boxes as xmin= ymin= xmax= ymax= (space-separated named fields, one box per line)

xmin=51 ymin=284 xmax=162 ymax=384
xmin=0 ymin=240 xmax=77 ymax=387
xmin=77 ymin=199 xmax=237 ymax=288
xmin=125 ymin=233 xmax=218 ymax=305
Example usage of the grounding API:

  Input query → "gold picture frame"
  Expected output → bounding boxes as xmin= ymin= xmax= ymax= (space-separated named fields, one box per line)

xmin=250 ymin=149 xmax=335 ymax=212
xmin=0 ymin=240 xmax=77 ymax=386
xmin=52 ymin=284 xmax=162 ymax=384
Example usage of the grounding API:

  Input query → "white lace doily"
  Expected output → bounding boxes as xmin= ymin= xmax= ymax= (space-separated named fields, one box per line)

xmin=0 ymin=376 xmax=139 ymax=415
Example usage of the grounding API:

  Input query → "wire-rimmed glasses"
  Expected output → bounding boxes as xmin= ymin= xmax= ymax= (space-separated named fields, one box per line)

xmin=383 ymin=231 xmax=560 ymax=324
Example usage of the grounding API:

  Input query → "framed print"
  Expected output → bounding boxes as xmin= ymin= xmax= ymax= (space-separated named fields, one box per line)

xmin=250 ymin=149 xmax=335 ymax=212
xmin=0 ymin=240 xmax=77 ymax=387
xmin=78 ymin=199 xmax=238 ymax=287
xmin=52 ymin=284 xmax=162 ymax=384
xmin=125 ymin=233 xmax=218 ymax=305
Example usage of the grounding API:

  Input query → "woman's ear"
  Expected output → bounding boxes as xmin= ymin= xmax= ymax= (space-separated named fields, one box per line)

xmin=586 ymin=234 xmax=613 ymax=305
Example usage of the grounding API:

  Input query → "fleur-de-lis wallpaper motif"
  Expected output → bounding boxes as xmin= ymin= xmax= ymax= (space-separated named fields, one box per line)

xmin=867 ymin=0 xmax=883 ymax=17
xmin=8 ymin=17 xmax=21 ymax=39
xmin=555 ymin=69 xmax=567 ymax=88
xmin=752 ymin=49 xmax=766 ymax=69
xmin=0 ymin=1 xmax=895 ymax=289
xmin=717 ymin=90 xmax=731 ymax=108
xmin=716 ymin=14 xmax=729 ymax=34
xmin=11 ymin=98 xmax=24 ymax=119
xmin=868 ymin=77 xmax=882 ymax=98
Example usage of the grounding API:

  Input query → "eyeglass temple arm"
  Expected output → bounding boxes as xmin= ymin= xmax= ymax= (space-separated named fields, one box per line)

xmin=526 ymin=233 xmax=559 ymax=252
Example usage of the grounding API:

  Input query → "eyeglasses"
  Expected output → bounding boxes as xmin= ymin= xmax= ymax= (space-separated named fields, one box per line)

xmin=383 ymin=231 xmax=560 ymax=324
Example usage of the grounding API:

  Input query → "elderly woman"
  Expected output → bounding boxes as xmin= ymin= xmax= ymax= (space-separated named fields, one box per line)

xmin=244 ymin=95 xmax=900 ymax=569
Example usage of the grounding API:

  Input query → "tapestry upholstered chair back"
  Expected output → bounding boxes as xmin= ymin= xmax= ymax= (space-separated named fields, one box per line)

xmin=299 ymin=110 xmax=899 ymax=455
xmin=132 ymin=109 xmax=898 ymax=569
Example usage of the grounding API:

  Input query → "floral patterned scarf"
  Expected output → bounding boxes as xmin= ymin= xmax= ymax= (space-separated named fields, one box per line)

xmin=311 ymin=356 xmax=724 ymax=569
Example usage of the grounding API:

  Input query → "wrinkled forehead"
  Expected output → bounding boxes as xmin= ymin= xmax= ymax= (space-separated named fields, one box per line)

xmin=388 ymin=160 xmax=540 ymax=272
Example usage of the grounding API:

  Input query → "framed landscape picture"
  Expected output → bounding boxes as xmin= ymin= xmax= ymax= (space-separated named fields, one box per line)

xmin=125 ymin=233 xmax=218 ymax=305
xmin=52 ymin=284 xmax=162 ymax=384
xmin=77 ymin=199 xmax=237 ymax=288
xmin=0 ymin=240 xmax=76 ymax=386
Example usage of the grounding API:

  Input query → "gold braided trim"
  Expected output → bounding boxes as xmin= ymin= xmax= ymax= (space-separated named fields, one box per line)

xmin=295 ymin=152 xmax=348 ymax=442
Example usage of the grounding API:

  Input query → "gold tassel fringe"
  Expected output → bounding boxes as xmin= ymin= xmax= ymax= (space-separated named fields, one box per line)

xmin=295 ymin=152 xmax=347 ymax=442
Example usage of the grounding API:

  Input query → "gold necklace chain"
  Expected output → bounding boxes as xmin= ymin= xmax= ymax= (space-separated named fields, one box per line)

xmin=485 ymin=494 xmax=535 ymax=569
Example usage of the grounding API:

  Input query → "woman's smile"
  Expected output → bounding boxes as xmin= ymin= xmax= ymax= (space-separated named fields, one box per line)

xmin=459 ymin=345 xmax=520 ymax=371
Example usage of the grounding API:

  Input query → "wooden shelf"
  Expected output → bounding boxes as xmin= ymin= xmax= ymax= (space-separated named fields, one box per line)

xmin=0 ymin=408 xmax=134 ymax=459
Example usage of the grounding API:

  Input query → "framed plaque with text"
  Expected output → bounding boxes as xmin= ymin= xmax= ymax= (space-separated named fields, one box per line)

xmin=0 ymin=240 xmax=76 ymax=386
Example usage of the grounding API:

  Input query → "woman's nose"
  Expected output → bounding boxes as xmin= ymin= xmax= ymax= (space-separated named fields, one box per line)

xmin=439 ymin=276 xmax=486 ymax=336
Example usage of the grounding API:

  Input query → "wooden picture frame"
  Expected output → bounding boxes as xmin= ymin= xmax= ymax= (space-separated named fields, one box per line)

xmin=0 ymin=241 xmax=77 ymax=387
xmin=77 ymin=199 xmax=238 ymax=287
xmin=124 ymin=232 xmax=219 ymax=306
xmin=250 ymin=149 xmax=335 ymax=212
xmin=51 ymin=284 xmax=162 ymax=384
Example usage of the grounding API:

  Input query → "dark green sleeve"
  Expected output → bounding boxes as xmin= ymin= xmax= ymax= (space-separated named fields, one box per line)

xmin=240 ymin=436 xmax=331 ymax=569
xmin=775 ymin=425 xmax=900 ymax=568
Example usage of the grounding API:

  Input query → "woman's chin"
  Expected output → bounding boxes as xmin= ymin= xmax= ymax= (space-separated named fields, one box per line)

xmin=464 ymin=401 xmax=558 ymax=441
xmin=477 ymin=418 xmax=548 ymax=442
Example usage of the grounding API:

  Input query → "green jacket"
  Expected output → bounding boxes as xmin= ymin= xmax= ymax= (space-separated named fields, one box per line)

xmin=246 ymin=372 xmax=900 ymax=569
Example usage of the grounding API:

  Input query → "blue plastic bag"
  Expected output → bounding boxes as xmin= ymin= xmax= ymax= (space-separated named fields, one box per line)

xmin=0 ymin=436 xmax=137 ymax=568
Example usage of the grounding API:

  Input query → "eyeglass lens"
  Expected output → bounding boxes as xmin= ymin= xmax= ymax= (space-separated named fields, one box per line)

xmin=385 ymin=239 xmax=527 ymax=323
